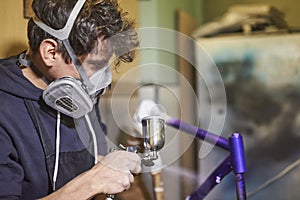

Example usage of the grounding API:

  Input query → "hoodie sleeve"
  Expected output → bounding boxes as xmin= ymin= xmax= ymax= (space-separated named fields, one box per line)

xmin=0 ymin=126 xmax=23 ymax=199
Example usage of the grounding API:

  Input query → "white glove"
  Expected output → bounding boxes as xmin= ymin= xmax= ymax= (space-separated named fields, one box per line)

xmin=90 ymin=151 xmax=142 ymax=195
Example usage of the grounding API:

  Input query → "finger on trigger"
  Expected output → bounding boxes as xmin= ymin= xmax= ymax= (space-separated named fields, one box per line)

xmin=129 ymin=173 xmax=134 ymax=183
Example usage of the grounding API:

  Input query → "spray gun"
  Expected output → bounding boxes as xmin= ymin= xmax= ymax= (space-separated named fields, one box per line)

xmin=142 ymin=116 xmax=165 ymax=162
xmin=106 ymin=116 xmax=165 ymax=200
xmin=112 ymin=116 xmax=165 ymax=166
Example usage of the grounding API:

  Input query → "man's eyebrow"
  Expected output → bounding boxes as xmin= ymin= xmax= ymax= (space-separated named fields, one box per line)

xmin=87 ymin=59 xmax=109 ymax=65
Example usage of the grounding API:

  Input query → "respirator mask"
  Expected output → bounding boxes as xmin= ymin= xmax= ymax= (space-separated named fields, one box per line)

xmin=33 ymin=0 xmax=112 ymax=119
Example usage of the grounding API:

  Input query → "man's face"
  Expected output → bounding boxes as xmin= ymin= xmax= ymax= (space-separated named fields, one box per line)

xmin=51 ymin=38 xmax=113 ymax=82
xmin=80 ymin=38 xmax=114 ymax=78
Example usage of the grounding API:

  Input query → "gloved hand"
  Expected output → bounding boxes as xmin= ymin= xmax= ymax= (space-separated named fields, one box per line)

xmin=90 ymin=150 xmax=142 ymax=195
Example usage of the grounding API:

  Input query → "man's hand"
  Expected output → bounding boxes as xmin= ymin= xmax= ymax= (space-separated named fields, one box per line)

xmin=91 ymin=151 xmax=142 ymax=195
xmin=39 ymin=151 xmax=142 ymax=200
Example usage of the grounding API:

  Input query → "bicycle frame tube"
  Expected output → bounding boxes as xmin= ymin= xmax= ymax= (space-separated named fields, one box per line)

xmin=166 ymin=117 xmax=247 ymax=200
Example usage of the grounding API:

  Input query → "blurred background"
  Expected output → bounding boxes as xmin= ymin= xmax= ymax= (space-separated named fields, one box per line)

xmin=1 ymin=0 xmax=300 ymax=200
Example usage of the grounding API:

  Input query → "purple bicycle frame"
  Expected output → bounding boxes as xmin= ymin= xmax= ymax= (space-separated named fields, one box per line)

xmin=167 ymin=118 xmax=247 ymax=200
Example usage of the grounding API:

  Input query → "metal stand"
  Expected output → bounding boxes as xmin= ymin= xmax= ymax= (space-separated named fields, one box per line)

xmin=166 ymin=118 xmax=247 ymax=200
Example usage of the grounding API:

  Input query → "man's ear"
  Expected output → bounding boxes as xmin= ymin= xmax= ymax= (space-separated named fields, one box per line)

xmin=39 ymin=39 xmax=58 ymax=67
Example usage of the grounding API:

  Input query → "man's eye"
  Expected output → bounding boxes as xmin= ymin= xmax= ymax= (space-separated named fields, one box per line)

xmin=87 ymin=64 xmax=101 ymax=71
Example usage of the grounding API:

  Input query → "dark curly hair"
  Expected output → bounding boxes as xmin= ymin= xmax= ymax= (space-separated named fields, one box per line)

xmin=27 ymin=0 xmax=139 ymax=66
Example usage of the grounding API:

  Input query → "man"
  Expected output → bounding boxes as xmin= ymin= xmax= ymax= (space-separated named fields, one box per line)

xmin=0 ymin=0 xmax=142 ymax=199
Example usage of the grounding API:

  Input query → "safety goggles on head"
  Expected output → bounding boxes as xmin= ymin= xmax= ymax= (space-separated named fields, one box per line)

xmin=33 ymin=0 xmax=112 ymax=118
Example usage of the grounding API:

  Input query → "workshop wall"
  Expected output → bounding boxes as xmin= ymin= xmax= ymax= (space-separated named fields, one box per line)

xmin=139 ymin=0 xmax=202 ymax=84
xmin=0 ymin=0 xmax=28 ymax=58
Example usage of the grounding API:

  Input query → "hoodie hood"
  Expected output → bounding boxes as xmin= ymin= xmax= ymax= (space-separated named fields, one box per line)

xmin=0 ymin=54 xmax=43 ymax=101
